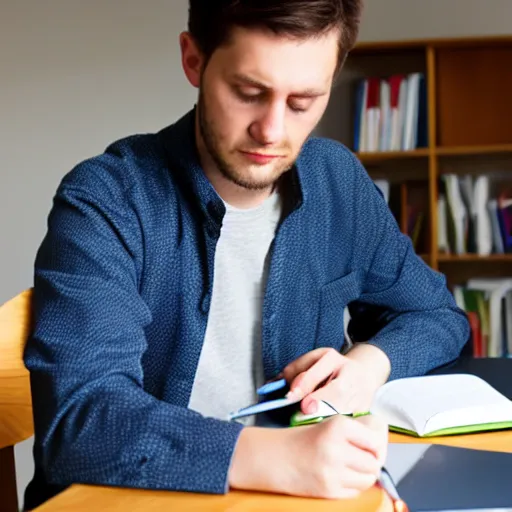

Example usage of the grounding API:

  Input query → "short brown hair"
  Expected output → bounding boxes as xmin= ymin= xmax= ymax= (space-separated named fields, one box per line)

xmin=188 ymin=0 xmax=364 ymax=72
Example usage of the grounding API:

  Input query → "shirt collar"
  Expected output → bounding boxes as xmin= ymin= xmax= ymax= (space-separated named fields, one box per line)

xmin=158 ymin=106 xmax=305 ymax=226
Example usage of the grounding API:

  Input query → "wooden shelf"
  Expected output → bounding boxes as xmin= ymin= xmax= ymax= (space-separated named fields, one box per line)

xmin=438 ymin=254 xmax=512 ymax=263
xmin=344 ymin=36 xmax=512 ymax=282
xmin=355 ymin=144 xmax=512 ymax=164
xmin=352 ymin=35 xmax=512 ymax=54
xmin=355 ymin=148 xmax=430 ymax=164
xmin=436 ymin=144 xmax=512 ymax=157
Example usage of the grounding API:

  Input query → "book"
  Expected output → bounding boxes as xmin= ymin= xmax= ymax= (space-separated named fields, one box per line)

xmin=416 ymin=74 xmax=428 ymax=148
xmin=488 ymin=199 xmax=505 ymax=254
xmin=402 ymin=73 xmax=421 ymax=151
xmin=352 ymin=79 xmax=367 ymax=152
xmin=388 ymin=75 xmax=406 ymax=151
xmin=291 ymin=373 xmax=512 ymax=436
xmin=467 ymin=278 xmax=512 ymax=358
xmin=437 ymin=194 xmax=449 ymax=253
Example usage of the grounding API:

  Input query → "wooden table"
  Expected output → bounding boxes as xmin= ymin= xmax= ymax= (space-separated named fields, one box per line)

xmin=36 ymin=430 xmax=512 ymax=511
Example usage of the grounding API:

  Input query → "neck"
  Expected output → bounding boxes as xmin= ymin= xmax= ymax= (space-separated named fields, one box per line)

xmin=194 ymin=117 xmax=273 ymax=209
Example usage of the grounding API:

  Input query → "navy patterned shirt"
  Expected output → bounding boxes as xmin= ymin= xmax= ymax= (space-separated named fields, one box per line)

xmin=23 ymin=108 xmax=469 ymax=510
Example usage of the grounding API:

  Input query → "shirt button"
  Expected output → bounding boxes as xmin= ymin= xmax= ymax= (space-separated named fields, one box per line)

xmin=201 ymin=293 xmax=211 ymax=314
xmin=206 ymin=224 xmax=218 ymax=238
xmin=207 ymin=201 xmax=218 ymax=218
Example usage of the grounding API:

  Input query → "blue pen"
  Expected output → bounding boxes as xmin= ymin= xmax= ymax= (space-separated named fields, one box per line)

xmin=256 ymin=377 xmax=287 ymax=396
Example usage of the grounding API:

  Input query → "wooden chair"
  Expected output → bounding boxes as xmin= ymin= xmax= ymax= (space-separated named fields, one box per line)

xmin=0 ymin=290 xmax=34 ymax=512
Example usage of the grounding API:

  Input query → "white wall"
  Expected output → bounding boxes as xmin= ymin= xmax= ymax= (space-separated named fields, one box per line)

xmin=1 ymin=0 xmax=511 ymax=507
xmin=360 ymin=0 xmax=512 ymax=41
xmin=0 ymin=0 xmax=195 ymax=305
xmin=1 ymin=1 xmax=195 ymax=506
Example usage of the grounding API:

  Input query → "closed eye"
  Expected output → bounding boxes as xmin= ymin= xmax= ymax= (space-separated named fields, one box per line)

xmin=288 ymin=101 xmax=311 ymax=113
xmin=234 ymin=86 xmax=265 ymax=104
xmin=288 ymin=95 xmax=316 ymax=113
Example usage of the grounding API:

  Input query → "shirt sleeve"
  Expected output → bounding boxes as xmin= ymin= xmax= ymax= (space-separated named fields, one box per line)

xmin=24 ymin=164 xmax=243 ymax=495
xmin=346 ymin=158 xmax=470 ymax=381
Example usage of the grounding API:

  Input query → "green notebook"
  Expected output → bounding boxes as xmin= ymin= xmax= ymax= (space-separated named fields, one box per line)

xmin=290 ymin=373 xmax=512 ymax=436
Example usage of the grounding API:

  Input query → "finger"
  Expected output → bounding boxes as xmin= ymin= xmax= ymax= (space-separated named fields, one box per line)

xmin=336 ymin=467 xmax=378 ymax=492
xmin=282 ymin=348 xmax=334 ymax=382
xmin=339 ymin=417 xmax=381 ymax=458
xmin=355 ymin=415 xmax=389 ymax=465
xmin=356 ymin=414 xmax=388 ymax=432
xmin=288 ymin=349 xmax=345 ymax=399
xmin=301 ymin=379 xmax=356 ymax=415
xmin=330 ymin=488 xmax=360 ymax=500
xmin=342 ymin=442 xmax=381 ymax=475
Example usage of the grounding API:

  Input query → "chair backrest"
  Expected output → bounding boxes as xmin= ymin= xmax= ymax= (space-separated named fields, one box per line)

xmin=0 ymin=289 xmax=34 ymax=449
xmin=0 ymin=289 xmax=34 ymax=512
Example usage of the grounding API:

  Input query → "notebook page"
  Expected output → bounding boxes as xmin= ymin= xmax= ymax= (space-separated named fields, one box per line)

xmin=372 ymin=374 xmax=512 ymax=435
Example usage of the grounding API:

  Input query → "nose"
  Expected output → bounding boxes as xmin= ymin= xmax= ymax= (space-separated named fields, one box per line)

xmin=249 ymin=101 xmax=286 ymax=146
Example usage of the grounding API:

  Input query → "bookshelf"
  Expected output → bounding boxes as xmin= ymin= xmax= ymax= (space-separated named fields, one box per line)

xmin=317 ymin=35 xmax=512 ymax=290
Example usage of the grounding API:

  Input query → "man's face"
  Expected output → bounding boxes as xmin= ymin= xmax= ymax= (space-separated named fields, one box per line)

xmin=197 ymin=27 xmax=339 ymax=191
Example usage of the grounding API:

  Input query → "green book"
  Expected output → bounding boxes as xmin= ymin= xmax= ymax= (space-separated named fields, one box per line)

xmin=290 ymin=374 xmax=512 ymax=436
xmin=290 ymin=405 xmax=369 ymax=427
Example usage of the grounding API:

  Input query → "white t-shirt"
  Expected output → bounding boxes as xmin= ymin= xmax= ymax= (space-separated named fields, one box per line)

xmin=188 ymin=192 xmax=282 ymax=425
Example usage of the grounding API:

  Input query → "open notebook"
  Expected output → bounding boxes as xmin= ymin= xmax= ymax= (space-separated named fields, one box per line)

xmin=292 ymin=374 xmax=512 ymax=437
xmin=370 ymin=373 xmax=512 ymax=436
xmin=288 ymin=373 xmax=512 ymax=436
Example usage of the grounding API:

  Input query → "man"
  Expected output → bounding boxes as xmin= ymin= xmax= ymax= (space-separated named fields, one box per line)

xmin=24 ymin=0 xmax=469 ymax=509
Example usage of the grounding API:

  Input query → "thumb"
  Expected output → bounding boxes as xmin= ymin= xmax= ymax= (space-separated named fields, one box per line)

xmin=299 ymin=381 xmax=354 ymax=416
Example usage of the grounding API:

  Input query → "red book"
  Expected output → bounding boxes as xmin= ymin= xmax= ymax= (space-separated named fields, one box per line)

xmin=467 ymin=311 xmax=482 ymax=358
xmin=366 ymin=77 xmax=381 ymax=109
xmin=388 ymin=75 xmax=406 ymax=108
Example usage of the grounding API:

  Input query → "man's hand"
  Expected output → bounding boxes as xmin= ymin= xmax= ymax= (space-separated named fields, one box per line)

xmin=282 ymin=344 xmax=391 ymax=415
xmin=229 ymin=414 xmax=388 ymax=499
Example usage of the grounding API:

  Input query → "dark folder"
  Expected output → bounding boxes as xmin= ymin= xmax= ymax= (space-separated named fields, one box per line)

xmin=387 ymin=444 xmax=512 ymax=511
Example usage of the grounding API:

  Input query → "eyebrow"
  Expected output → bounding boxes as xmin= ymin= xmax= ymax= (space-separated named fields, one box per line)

xmin=232 ymin=73 xmax=328 ymax=98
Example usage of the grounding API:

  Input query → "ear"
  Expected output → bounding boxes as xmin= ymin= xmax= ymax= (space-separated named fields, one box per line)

xmin=180 ymin=32 xmax=204 ymax=88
